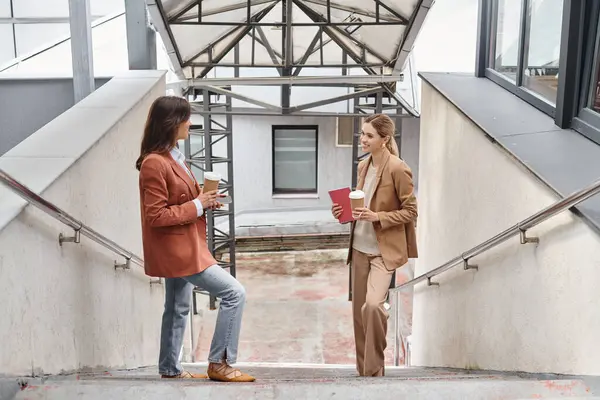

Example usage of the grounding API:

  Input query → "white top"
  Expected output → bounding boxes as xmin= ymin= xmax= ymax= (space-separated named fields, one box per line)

xmin=352 ymin=163 xmax=381 ymax=255
xmin=170 ymin=147 xmax=203 ymax=217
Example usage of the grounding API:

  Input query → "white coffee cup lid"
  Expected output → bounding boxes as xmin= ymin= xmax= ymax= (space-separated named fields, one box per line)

xmin=204 ymin=171 xmax=221 ymax=181
xmin=349 ymin=190 xmax=365 ymax=199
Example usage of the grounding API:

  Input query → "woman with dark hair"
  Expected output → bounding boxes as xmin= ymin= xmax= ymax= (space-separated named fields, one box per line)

xmin=331 ymin=114 xmax=418 ymax=377
xmin=137 ymin=96 xmax=254 ymax=383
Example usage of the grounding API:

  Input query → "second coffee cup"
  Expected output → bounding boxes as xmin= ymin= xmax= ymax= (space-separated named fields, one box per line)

xmin=203 ymin=171 xmax=221 ymax=192
xmin=349 ymin=190 xmax=365 ymax=210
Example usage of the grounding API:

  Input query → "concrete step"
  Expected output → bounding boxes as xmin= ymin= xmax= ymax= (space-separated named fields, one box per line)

xmin=12 ymin=364 xmax=600 ymax=400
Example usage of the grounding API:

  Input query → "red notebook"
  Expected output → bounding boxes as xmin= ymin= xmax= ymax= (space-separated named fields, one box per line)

xmin=328 ymin=187 xmax=353 ymax=224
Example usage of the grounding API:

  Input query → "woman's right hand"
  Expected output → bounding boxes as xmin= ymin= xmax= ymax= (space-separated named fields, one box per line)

xmin=331 ymin=203 xmax=343 ymax=220
xmin=198 ymin=190 xmax=219 ymax=209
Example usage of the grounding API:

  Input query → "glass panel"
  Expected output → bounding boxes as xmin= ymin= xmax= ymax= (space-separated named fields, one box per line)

xmin=522 ymin=0 xmax=563 ymax=103
xmin=273 ymin=127 xmax=317 ymax=193
xmin=588 ymin=23 xmax=600 ymax=113
xmin=493 ymin=0 xmax=522 ymax=81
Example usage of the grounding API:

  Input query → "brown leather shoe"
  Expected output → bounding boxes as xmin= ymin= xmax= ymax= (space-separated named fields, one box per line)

xmin=161 ymin=371 xmax=208 ymax=379
xmin=207 ymin=363 xmax=255 ymax=382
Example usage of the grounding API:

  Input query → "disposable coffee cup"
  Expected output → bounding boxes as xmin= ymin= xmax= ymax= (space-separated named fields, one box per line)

xmin=203 ymin=171 xmax=221 ymax=192
xmin=349 ymin=190 xmax=365 ymax=210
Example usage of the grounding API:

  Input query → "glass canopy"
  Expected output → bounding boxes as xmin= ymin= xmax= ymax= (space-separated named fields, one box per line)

xmin=148 ymin=0 xmax=432 ymax=79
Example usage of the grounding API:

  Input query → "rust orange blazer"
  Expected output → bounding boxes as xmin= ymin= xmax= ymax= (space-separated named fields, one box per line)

xmin=347 ymin=148 xmax=418 ymax=270
xmin=138 ymin=152 xmax=217 ymax=278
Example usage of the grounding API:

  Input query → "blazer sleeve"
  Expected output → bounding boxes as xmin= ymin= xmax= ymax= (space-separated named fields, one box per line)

xmin=376 ymin=162 xmax=418 ymax=230
xmin=140 ymin=157 xmax=199 ymax=228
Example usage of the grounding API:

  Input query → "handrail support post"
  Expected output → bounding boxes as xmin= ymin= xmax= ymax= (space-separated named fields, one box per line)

xmin=463 ymin=258 xmax=478 ymax=271
xmin=59 ymin=229 xmax=81 ymax=246
xmin=519 ymin=229 xmax=539 ymax=244
xmin=114 ymin=258 xmax=131 ymax=270
xmin=149 ymin=278 xmax=163 ymax=286
xmin=427 ymin=277 xmax=439 ymax=287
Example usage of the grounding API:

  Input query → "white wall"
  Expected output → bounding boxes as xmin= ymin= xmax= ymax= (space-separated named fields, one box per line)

xmin=411 ymin=83 xmax=600 ymax=375
xmin=0 ymin=71 xmax=167 ymax=376
xmin=230 ymin=115 xmax=352 ymax=213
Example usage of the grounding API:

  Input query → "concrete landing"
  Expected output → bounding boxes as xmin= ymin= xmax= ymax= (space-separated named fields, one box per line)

xmin=13 ymin=364 xmax=599 ymax=400
xmin=191 ymin=250 xmax=414 ymax=366
xmin=215 ymin=208 xmax=350 ymax=237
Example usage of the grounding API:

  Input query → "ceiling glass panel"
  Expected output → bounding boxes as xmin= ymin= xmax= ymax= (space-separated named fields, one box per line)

xmin=154 ymin=0 xmax=430 ymax=77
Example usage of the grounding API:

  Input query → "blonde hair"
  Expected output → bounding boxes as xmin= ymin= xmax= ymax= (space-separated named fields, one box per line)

xmin=363 ymin=114 xmax=399 ymax=157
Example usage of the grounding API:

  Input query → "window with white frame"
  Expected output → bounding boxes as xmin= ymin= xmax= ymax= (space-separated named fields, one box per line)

xmin=272 ymin=126 xmax=318 ymax=194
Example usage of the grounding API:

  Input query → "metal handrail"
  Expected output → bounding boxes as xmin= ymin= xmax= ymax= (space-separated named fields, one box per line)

xmin=390 ymin=178 xmax=600 ymax=366
xmin=0 ymin=168 xmax=146 ymax=272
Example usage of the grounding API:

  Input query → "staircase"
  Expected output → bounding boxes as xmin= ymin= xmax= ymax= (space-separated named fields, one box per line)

xmin=12 ymin=364 xmax=600 ymax=399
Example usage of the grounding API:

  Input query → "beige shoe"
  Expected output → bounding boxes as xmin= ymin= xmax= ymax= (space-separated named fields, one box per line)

xmin=161 ymin=370 xmax=208 ymax=379
xmin=207 ymin=363 xmax=255 ymax=383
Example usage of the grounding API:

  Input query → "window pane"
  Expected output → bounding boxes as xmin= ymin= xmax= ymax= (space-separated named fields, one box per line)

xmin=522 ymin=0 xmax=563 ymax=103
xmin=493 ymin=0 xmax=522 ymax=81
xmin=273 ymin=127 xmax=317 ymax=193
xmin=589 ymin=26 xmax=600 ymax=113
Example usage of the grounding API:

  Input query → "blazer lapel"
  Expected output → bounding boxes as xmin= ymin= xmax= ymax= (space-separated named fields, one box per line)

xmin=167 ymin=155 xmax=197 ymax=196
xmin=368 ymin=149 xmax=391 ymax=207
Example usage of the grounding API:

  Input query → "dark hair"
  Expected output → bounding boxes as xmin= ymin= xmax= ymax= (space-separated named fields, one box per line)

xmin=135 ymin=96 xmax=191 ymax=170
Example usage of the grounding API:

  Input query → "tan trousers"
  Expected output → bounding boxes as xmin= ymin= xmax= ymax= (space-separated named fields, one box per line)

xmin=351 ymin=249 xmax=394 ymax=377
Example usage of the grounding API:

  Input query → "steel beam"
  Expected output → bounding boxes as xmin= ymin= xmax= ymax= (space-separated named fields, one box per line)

xmin=193 ymin=85 xmax=282 ymax=111
xmin=68 ymin=0 xmax=95 ymax=103
xmin=147 ymin=0 xmax=185 ymax=79
xmin=281 ymin=0 xmax=293 ymax=112
xmin=303 ymin=0 xmax=404 ymax=23
xmin=182 ymin=3 xmax=279 ymax=70
xmin=193 ymin=2 xmax=279 ymax=78
xmin=293 ymin=30 xmax=321 ymax=75
xmin=382 ymin=85 xmax=419 ymax=118
xmin=392 ymin=0 xmax=433 ymax=74
xmin=174 ymin=0 xmax=275 ymax=22
xmin=256 ymin=26 xmax=282 ymax=70
xmin=246 ymin=30 xmax=284 ymax=60
xmin=168 ymin=0 xmax=200 ymax=22
xmin=292 ymin=0 xmax=381 ymax=74
xmin=171 ymin=21 xmax=407 ymax=26
xmin=189 ymin=74 xmax=401 ymax=86
xmin=373 ymin=0 xmax=410 ymax=24
xmin=125 ymin=0 xmax=157 ymax=70
xmin=188 ymin=62 xmax=386 ymax=68
xmin=0 ymin=16 xmax=104 ymax=24
xmin=189 ymin=107 xmax=413 ymax=117
xmin=288 ymin=87 xmax=383 ymax=113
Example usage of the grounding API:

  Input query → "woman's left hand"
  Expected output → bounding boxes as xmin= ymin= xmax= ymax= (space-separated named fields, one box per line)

xmin=352 ymin=207 xmax=379 ymax=222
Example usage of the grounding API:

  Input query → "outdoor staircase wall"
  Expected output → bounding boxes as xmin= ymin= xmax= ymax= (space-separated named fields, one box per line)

xmin=0 ymin=71 xmax=168 ymax=376
xmin=411 ymin=82 xmax=600 ymax=375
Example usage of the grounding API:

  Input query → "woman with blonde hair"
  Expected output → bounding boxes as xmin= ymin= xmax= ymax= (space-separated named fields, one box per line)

xmin=332 ymin=113 xmax=418 ymax=377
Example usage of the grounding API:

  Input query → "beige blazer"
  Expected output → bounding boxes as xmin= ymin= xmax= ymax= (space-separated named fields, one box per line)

xmin=347 ymin=149 xmax=418 ymax=270
xmin=138 ymin=153 xmax=217 ymax=278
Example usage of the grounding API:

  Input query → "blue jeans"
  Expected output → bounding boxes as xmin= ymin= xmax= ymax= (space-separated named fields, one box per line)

xmin=158 ymin=265 xmax=246 ymax=376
